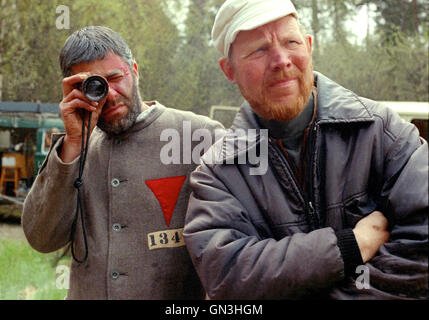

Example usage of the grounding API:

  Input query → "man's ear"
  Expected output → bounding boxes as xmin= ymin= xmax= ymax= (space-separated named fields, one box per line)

xmin=219 ymin=57 xmax=236 ymax=83
xmin=305 ymin=34 xmax=312 ymax=53
xmin=132 ymin=61 xmax=139 ymax=80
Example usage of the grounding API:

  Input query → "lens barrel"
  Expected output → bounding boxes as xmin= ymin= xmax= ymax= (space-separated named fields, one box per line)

xmin=82 ymin=75 xmax=109 ymax=101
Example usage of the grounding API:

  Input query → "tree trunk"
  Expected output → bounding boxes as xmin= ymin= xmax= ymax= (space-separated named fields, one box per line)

xmin=366 ymin=2 xmax=370 ymax=49
xmin=0 ymin=0 xmax=5 ymax=101
xmin=311 ymin=0 xmax=320 ymax=57
xmin=412 ymin=0 xmax=419 ymax=34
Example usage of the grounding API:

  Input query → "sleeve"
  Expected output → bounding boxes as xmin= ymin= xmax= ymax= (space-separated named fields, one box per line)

xmin=22 ymin=135 xmax=80 ymax=253
xmin=369 ymin=111 xmax=428 ymax=298
xmin=335 ymin=228 xmax=364 ymax=276
xmin=183 ymin=161 xmax=346 ymax=300
xmin=334 ymin=110 xmax=428 ymax=299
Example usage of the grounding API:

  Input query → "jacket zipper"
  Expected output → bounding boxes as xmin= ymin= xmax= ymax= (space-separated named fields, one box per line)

xmin=270 ymin=137 xmax=317 ymax=230
xmin=306 ymin=122 xmax=320 ymax=229
xmin=308 ymin=201 xmax=316 ymax=229
xmin=269 ymin=138 xmax=307 ymax=206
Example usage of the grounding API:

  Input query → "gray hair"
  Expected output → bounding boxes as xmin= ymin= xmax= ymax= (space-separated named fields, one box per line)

xmin=59 ymin=26 xmax=134 ymax=77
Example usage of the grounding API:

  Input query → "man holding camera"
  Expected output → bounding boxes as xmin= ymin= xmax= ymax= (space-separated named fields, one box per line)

xmin=22 ymin=26 xmax=223 ymax=299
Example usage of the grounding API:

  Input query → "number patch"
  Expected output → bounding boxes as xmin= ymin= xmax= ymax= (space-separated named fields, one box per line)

xmin=147 ymin=228 xmax=185 ymax=250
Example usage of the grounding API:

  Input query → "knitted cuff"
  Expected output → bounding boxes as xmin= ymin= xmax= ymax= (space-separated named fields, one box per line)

xmin=336 ymin=228 xmax=364 ymax=277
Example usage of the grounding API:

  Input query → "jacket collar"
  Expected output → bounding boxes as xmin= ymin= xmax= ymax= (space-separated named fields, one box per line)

xmin=314 ymin=72 xmax=374 ymax=124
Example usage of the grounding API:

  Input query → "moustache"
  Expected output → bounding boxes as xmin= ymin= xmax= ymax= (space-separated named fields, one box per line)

xmin=103 ymin=97 xmax=130 ymax=110
xmin=264 ymin=70 xmax=302 ymax=87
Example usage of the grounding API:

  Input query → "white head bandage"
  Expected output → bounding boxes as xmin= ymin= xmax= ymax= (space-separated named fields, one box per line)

xmin=212 ymin=0 xmax=298 ymax=57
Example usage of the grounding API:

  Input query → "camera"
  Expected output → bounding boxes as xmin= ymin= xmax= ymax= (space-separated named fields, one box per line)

xmin=81 ymin=75 xmax=109 ymax=102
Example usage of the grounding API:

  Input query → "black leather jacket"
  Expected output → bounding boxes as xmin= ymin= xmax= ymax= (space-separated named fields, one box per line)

xmin=184 ymin=72 xmax=428 ymax=299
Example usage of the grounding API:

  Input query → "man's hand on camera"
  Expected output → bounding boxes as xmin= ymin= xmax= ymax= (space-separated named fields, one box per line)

xmin=353 ymin=210 xmax=390 ymax=263
xmin=59 ymin=73 xmax=104 ymax=163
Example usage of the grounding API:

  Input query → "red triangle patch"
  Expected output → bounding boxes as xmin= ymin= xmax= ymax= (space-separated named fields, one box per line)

xmin=145 ymin=175 xmax=186 ymax=227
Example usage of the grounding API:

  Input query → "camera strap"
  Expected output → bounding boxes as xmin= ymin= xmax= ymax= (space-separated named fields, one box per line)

xmin=70 ymin=111 xmax=92 ymax=263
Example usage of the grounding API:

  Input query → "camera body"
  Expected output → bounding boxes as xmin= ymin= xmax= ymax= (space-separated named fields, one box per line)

xmin=81 ymin=75 xmax=109 ymax=101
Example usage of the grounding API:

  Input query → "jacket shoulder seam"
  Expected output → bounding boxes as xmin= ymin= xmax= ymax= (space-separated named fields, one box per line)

xmin=372 ymin=113 xmax=397 ymax=142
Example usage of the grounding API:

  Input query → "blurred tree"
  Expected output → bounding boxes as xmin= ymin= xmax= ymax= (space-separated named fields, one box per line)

xmin=0 ymin=0 xmax=180 ymax=105
xmin=0 ymin=0 xmax=426 ymax=117
xmin=327 ymin=0 xmax=352 ymax=44
xmin=373 ymin=0 xmax=427 ymax=40
xmin=301 ymin=0 xmax=356 ymax=60
xmin=0 ymin=0 xmax=66 ymax=102
xmin=166 ymin=0 xmax=241 ymax=114
xmin=314 ymin=31 xmax=428 ymax=102
xmin=0 ymin=0 xmax=10 ymax=100
xmin=311 ymin=0 xmax=321 ymax=57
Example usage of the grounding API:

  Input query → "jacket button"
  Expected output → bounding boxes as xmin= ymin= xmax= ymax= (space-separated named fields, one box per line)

xmin=111 ymin=178 xmax=120 ymax=187
xmin=110 ymin=270 xmax=120 ymax=280
xmin=112 ymin=223 xmax=122 ymax=232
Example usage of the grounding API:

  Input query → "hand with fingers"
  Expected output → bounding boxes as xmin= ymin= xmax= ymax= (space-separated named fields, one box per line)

xmin=353 ymin=211 xmax=390 ymax=263
xmin=59 ymin=73 xmax=105 ymax=163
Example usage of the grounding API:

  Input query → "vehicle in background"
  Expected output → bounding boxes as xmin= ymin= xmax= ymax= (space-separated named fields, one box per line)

xmin=210 ymin=101 xmax=429 ymax=141
xmin=0 ymin=100 xmax=427 ymax=203
xmin=378 ymin=101 xmax=428 ymax=141
xmin=0 ymin=102 xmax=64 ymax=201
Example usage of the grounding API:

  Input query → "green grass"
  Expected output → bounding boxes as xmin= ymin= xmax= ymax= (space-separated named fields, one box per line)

xmin=0 ymin=239 xmax=70 ymax=300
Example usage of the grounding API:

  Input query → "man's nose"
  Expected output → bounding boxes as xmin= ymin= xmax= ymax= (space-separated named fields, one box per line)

xmin=106 ymin=84 xmax=120 ymax=101
xmin=269 ymin=48 xmax=292 ymax=72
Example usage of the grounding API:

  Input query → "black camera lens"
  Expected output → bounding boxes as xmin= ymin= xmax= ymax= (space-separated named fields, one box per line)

xmin=81 ymin=75 xmax=108 ymax=101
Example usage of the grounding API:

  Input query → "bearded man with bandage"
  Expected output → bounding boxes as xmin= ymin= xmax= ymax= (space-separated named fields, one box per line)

xmin=183 ymin=0 xmax=428 ymax=299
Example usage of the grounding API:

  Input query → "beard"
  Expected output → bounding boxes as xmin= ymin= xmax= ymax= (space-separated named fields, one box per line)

xmin=97 ymin=74 xmax=142 ymax=135
xmin=239 ymin=61 xmax=314 ymax=122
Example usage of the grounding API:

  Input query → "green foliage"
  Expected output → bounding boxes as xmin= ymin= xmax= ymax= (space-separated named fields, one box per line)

xmin=0 ymin=239 xmax=69 ymax=300
xmin=165 ymin=0 xmax=242 ymax=115
xmin=373 ymin=0 xmax=427 ymax=39
xmin=0 ymin=0 xmax=67 ymax=102
xmin=0 ymin=0 xmax=427 ymax=115
xmin=315 ymin=31 xmax=428 ymax=102
xmin=0 ymin=0 xmax=180 ymax=105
